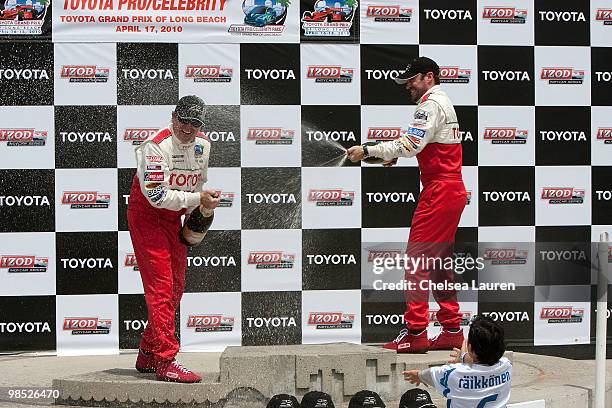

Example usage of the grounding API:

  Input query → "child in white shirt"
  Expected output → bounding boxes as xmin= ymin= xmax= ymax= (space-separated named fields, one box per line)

xmin=403 ymin=316 xmax=512 ymax=408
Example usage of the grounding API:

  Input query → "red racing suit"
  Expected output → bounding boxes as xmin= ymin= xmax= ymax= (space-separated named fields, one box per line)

xmin=369 ymin=85 xmax=467 ymax=331
xmin=127 ymin=125 xmax=210 ymax=362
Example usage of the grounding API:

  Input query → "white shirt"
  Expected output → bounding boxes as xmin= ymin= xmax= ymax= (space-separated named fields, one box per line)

xmin=134 ymin=124 xmax=210 ymax=212
xmin=419 ymin=357 xmax=512 ymax=408
xmin=369 ymin=85 xmax=460 ymax=161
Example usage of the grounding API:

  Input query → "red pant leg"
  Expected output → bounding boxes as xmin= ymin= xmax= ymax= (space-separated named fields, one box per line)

xmin=170 ymin=234 xmax=187 ymax=309
xmin=128 ymin=209 xmax=182 ymax=362
xmin=404 ymin=180 xmax=466 ymax=330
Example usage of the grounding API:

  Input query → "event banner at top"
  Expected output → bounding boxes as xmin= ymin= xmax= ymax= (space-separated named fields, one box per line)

xmin=51 ymin=0 xmax=309 ymax=42
xmin=46 ymin=0 xmax=361 ymax=42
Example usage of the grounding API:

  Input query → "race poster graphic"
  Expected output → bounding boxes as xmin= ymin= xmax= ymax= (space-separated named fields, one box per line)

xmin=300 ymin=0 xmax=359 ymax=42
xmin=228 ymin=0 xmax=290 ymax=37
xmin=0 ymin=0 xmax=51 ymax=38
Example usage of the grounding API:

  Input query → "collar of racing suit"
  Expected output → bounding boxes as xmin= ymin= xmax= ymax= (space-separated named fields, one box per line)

xmin=169 ymin=123 xmax=197 ymax=150
xmin=417 ymin=84 xmax=441 ymax=104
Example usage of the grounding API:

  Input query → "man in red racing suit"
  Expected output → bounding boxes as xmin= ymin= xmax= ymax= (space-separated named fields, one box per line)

xmin=347 ymin=57 xmax=467 ymax=353
xmin=128 ymin=95 xmax=220 ymax=382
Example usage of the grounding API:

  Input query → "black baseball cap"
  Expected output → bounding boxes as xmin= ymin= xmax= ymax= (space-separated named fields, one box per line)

xmin=399 ymin=389 xmax=436 ymax=408
xmin=348 ymin=390 xmax=386 ymax=408
xmin=175 ymin=95 xmax=206 ymax=124
xmin=394 ymin=57 xmax=440 ymax=84
xmin=267 ymin=394 xmax=300 ymax=408
xmin=300 ymin=391 xmax=335 ymax=408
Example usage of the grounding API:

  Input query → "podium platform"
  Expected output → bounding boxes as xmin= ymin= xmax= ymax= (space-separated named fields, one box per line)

xmin=50 ymin=343 xmax=605 ymax=407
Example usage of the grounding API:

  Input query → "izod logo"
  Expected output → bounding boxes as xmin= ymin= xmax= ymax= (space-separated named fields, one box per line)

xmin=60 ymin=65 xmax=110 ymax=83
xmin=439 ymin=67 xmax=471 ymax=83
xmin=217 ymin=192 xmax=235 ymax=207
xmin=307 ymin=312 xmax=354 ymax=329
xmin=482 ymin=7 xmax=527 ymax=23
xmin=308 ymin=189 xmax=354 ymax=206
xmin=367 ymin=249 xmax=402 ymax=263
xmin=540 ymin=307 xmax=583 ymax=323
xmin=247 ymin=251 xmax=295 ymax=269
xmin=247 ymin=128 xmax=294 ymax=145
xmin=185 ymin=65 xmax=233 ymax=82
xmin=63 ymin=317 xmax=112 ymax=335
xmin=307 ymin=66 xmax=353 ymax=83
xmin=0 ymin=255 xmax=48 ymax=273
xmin=124 ymin=128 xmax=158 ymax=145
xmin=429 ymin=310 xmax=472 ymax=326
xmin=367 ymin=127 xmax=402 ymax=141
xmin=366 ymin=5 xmax=412 ymax=22
xmin=483 ymin=127 xmax=528 ymax=144
xmin=540 ymin=68 xmax=584 ymax=85
xmin=0 ymin=129 xmax=47 ymax=146
xmin=483 ymin=248 xmax=528 ymax=265
xmin=61 ymin=191 xmax=111 ymax=209
xmin=186 ymin=315 xmax=234 ymax=332
xmin=540 ymin=187 xmax=584 ymax=204
xmin=124 ymin=253 xmax=138 ymax=271
xmin=595 ymin=9 xmax=612 ymax=25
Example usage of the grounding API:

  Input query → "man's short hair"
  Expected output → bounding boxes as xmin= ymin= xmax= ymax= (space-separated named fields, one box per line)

xmin=468 ymin=315 xmax=505 ymax=365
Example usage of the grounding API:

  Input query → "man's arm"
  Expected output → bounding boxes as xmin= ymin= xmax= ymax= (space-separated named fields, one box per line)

xmin=403 ymin=369 xmax=435 ymax=388
xmin=418 ymin=368 xmax=436 ymax=388
xmin=136 ymin=142 xmax=201 ymax=211
xmin=367 ymin=101 xmax=442 ymax=161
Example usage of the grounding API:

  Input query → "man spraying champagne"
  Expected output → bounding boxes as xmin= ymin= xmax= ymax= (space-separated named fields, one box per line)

xmin=347 ymin=57 xmax=467 ymax=354
xmin=128 ymin=95 xmax=220 ymax=382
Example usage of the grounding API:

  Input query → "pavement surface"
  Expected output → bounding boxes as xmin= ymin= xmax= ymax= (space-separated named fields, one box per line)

xmin=0 ymin=350 xmax=610 ymax=407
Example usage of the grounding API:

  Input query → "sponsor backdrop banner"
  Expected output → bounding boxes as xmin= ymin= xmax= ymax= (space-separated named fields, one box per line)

xmin=0 ymin=0 xmax=611 ymax=355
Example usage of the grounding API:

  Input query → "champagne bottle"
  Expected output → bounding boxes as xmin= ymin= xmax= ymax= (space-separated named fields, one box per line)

xmin=180 ymin=206 xmax=214 ymax=247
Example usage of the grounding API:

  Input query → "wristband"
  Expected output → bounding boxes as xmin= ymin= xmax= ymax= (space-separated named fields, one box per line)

xmin=460 ymin=351 xmax=468 ymax=363
xmin=362 ymin=144 xmax=370 ymax=158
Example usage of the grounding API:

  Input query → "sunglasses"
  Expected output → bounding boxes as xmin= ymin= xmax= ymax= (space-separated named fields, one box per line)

xmin=177 ymin=115 xmax=204 ymax=128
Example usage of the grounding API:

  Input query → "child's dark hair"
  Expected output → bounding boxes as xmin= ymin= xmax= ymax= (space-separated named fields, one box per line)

xmin=468 ymin=315 xmax=505 ymax=365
